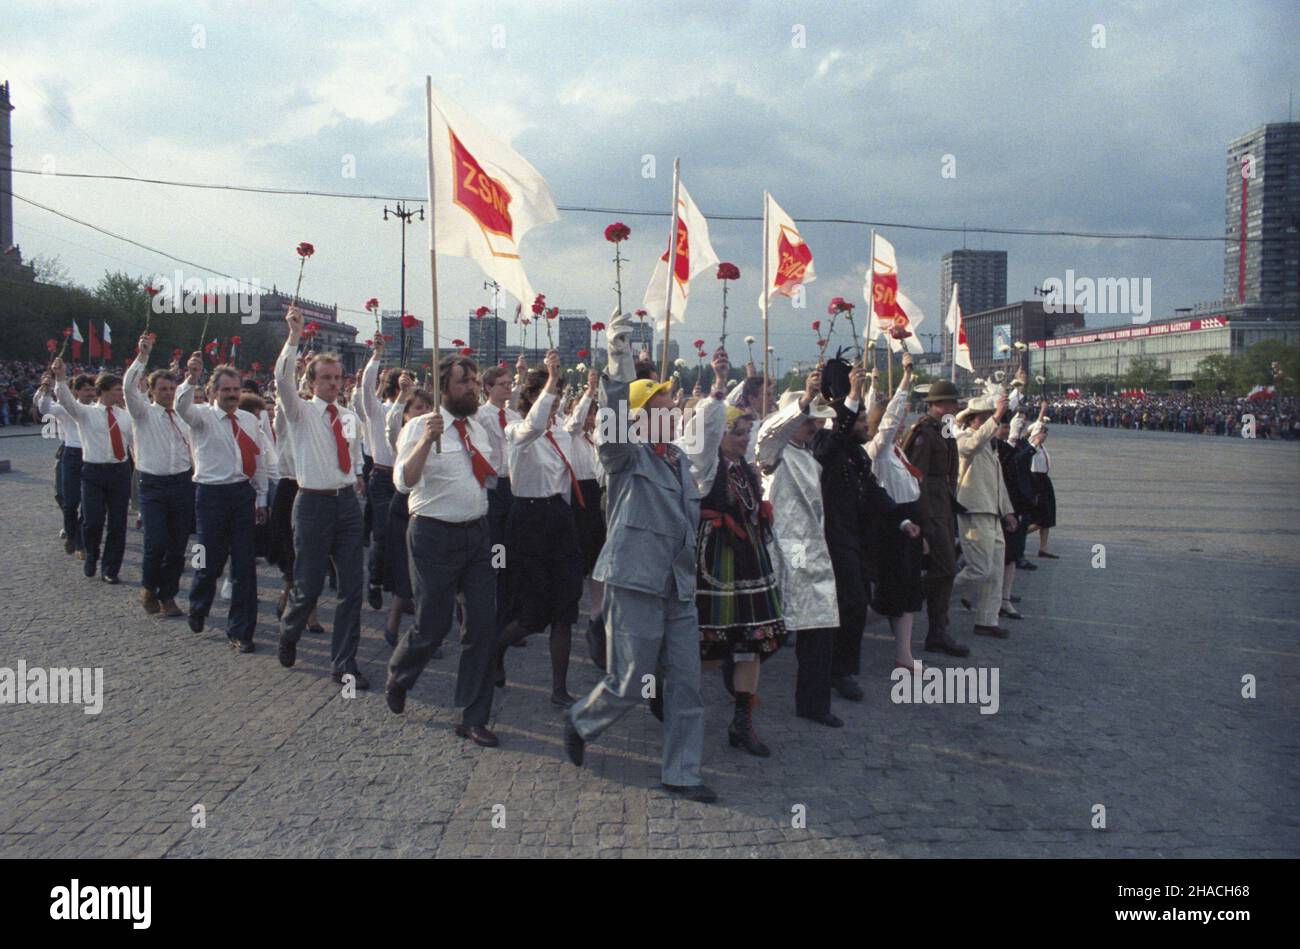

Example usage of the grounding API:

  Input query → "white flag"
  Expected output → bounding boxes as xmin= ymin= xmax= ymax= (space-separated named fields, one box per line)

xmin=425 ymin=83 xmax=558 ymax=308
xmin=643 ymin=182 xmax=719 ymax=330
xmin=758 ymin=192 xmax=815 ymax=306
xmin=945 ymin=286 xmax=972 ymax=372
xmin=71 ymin=319 xmax=83 ymax=343
xmin=102 ymin=321 xmax=112 ymax=344
xmin=865 ymin=232 xmax=923 ymax=354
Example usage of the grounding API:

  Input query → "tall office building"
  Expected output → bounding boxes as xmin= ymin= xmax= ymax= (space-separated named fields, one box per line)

xmin=468 ymin=312 xmax=509 ymax=364
xmin=940 ymin=250 xmax=1008 ymax=366
xmin=1225 ymin=122 xmax=1300 ymax=309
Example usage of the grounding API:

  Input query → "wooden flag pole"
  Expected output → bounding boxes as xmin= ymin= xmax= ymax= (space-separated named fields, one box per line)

xmin=864 ymin=230 xmax=875 ymax=372
xmin=659 ymin=158 xmax=681 ymax=382
xmin=950 ymin=281 xmax=959 ymax=383
xmin=760 ymin=191 xmax=770 ymax=419
xmin=424 ymin=76 xmax=442 ymax=452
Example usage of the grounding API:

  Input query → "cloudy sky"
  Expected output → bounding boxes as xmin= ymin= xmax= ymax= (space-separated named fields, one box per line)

xmin=4 ymin=0 xmax=1297 ymax=365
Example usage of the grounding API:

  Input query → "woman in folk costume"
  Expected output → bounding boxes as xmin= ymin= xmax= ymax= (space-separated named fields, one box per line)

xmin=564 ymin=367 xmax=608 ymax=668
xmin=863 ymin=352 xmax=926 ymax=674
xmin=1026 ymin=400 xmax=1058 ymax=559
xmin=382 ymin=373 xmax=434 ymax=648
xmin=696 ymin=401 xmax=788 ymax=757
xmin=755 ymin=368 xmax=845 ymax=727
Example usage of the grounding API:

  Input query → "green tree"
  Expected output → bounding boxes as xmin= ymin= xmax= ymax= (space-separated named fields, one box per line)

xmin=1123 ymin=355 xmax=1170 ymax=392
xmin=1239 ymin=339 xmax=1299 ymax=396
xmin=1192 ymin=353 xmax=1240 ymax=394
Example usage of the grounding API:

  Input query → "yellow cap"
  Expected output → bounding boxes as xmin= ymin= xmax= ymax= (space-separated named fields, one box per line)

xmin=629 ymin=378 xmax=672 ymax=413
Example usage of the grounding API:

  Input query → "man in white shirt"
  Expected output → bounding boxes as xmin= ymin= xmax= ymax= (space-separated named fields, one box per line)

xmin=50 ymin=358 xmax=134 ymax=584
xmin=274 ymin=308 xmax=369 ymax=687
xmin=35 ymin=370 xmax=96 ymax=557
xmin=387 ymin=352 xmax=500 ymax=747
xmin=125 ymin=333 xmax=194 ymax=617
xmin=358 ymin=335 xmax=402 ymax=611
xmin=176 ymin=352 xmax=269 ymax=652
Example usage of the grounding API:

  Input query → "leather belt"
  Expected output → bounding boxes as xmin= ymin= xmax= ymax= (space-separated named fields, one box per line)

xmin=298 ymin=486 xmax=352 ymax=496
xmin=371 ymin=464 xmax=394 ymax=473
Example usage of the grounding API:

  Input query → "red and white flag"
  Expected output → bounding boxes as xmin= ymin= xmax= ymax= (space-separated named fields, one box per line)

xmin=426 ymin=83 xmax=558 ymax=308
xmin=70 ymin=319 xmax=83 ymax=361
xmin=945 ymin=284 xmax=972 ymax=372
xmin=866 ymin=232 xmax=924 ymax=354
xmin=758 ymin=192 xmax=815 ymax=306
xmin=643 ymin=181 xmax=719 ymax=329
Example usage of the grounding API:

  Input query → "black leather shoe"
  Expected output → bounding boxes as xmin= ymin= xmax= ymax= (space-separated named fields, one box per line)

xmin=278 ymin=638 xmax=296 ymax=668
xmin=455 ymin=723 xmax=500 ymax=748
xmin=924 ymin=633 xmax=971 ymax=657
xmin=367 ymin=585 xmax=383 ymax=610
xmin=385 ymin=679 xmax=406 ymax=714
xmin=662 ymin=783 xmax=718 ymax=804
xmin=564 ymin=718 xmax=585 ymax=766
xmin=1016 ymin=559 xmax=1038 ymax=571
xmin=83 ymin=560 xmax=97 ymax=578
xmin=307 ymin=623 xmax=325 ymax=635
xmin=974 ymin=624 xmax=1010 ymax=639
xmin=797 ymin=711 xmax=844 ymax=728
xmin=102 ymin=575 xmax=120 ymax=585
xmin=230 ymin=638 xmax=255 ymax=654
xmin=550 ymin=690 xmax=576 ymax=708
xmin=332 ymin=669 xmax=371 ymax=690
xmin=188 ymin=613 xmax=204 ymax=634
xmin=831 ymin=675 xmax=864 ymax=701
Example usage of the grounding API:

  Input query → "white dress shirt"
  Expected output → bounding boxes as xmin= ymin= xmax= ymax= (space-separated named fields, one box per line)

xmin=34 ymin=390 xmax=81 ymax=448
xmin=562 ymin=390 xmax=602 ymax=482
xmin=506 ymin=390 xmax=575 ymax=501
xmin=54 ymin=379 xmax=133 ymax=465
xmin=1031 ymin=445 xmax=1050 ymax=474
xmin=175 ymin=382 xmax=269 ymax=506
xmin=273 ymin=409 xmax=296 ymax=481
xmin=123 ymin=357 xmax=193 ymax=476
xmin=259 ymin=409 xmax=280 ymax=482
xmin=476 ymin=398 xmax=521 ymax=478
xmin=394 ymin=406 xmax=490 ymax=521
xmin=864 ymin=383 xmax=922 ymax=504
xmin=358 ymin=355 xmax=397 ymax=468
xmin=274 ymin=341 xmax=363 ymax=490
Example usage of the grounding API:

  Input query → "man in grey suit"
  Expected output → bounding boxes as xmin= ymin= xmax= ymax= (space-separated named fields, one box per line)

xmin=564 ymin=310 xmax=727 ymax=803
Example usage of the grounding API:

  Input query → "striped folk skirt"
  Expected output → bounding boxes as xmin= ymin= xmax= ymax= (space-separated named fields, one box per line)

xmin=695 ymin=516 xmax=787 ymax=663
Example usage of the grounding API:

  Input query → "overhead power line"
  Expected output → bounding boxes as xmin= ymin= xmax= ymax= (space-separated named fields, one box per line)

xmin=4 ymin=165 xmax=1245 ymax=243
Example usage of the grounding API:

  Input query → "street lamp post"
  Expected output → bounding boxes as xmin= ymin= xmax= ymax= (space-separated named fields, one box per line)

xmin=383 ymin=202 xmax=425 ymax=366
xmin=483 ymin=279 xmax=500 ymax=366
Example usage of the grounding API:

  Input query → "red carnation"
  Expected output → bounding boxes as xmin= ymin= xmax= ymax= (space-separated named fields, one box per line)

xmin=365 ymin=297 xmax=380 ymax=311
xmin=531 ymin=301 xmax=544 ymax=315
xmin=635 ymin=308 xmax=647 ymax=318
xmin=546 ymin=307 xmax=558 ymax=320
xmin=604 ymin=222 xmax=631 ymax=243
xmin=811 ymin=320 xmax=821 ymax=332
xmin=296 ymin=242 xmax=315 ymax=258
xmin=251 ymin=361 xmax=262 ymax=371
xmin=716 ymin=262 xmax=740 ymax=281
xmin=696 ymin=350 xmax=707 ymax=359
xmin=577 ymin=348 xmax=590 ymax=358
xmin=452 ymin=339 xmax=465 ymax=347
xmin=62 ymin=328 xmax=72 ymax=337
xmin=460 ymin=347 xmax=474 ymax=356
xmin=382 ymin=334 xmax=393 ymax=342
xmin=475 ymin=306 xmax=489 ymax=318
xmin=889 ymin=324 xmax=912 ymax=340
xmin=172 ymin=348 xmax=183 ymax=358
xmin=46 ymin=339 xmax=57 ymax=353
xmin=230 ymin=335 xmax=242 ymax=345
xmin=364 ymin=340 xmax=373 ymax=348
xmin=693 ymin=338 xmax=705 ymax=349
xmin=828 ymin=297 xmax=854 ymax=314
xmin=401 ymin=314 xmax=418 ymax=329
xmin=144 ymin=285 xmax=160 ymax=297
xmin=591 ymin=321 xmax=606 ymax=332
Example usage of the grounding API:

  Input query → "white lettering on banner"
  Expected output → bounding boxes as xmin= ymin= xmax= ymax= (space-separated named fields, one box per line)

xmin=1031 ymin=317 xmax=1225 ymax=350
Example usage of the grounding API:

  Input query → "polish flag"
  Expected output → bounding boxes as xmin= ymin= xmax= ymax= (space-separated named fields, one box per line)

xmin=866 ymin=233 xmax=924 ymax=354
xmin=643 ymin=181 xmax=719 ymax=330
xmin=70 ymin=320 xmax=83 ymax=362
xmin=102 ymin=322 xmax=112 ymax=362
xmin=426 ymin=81 xmax=558 ymax=310
xmin=945 ymin=285 xmax=972 ymax=372
xmin=758 ymin=192 xmax=815 ymax=305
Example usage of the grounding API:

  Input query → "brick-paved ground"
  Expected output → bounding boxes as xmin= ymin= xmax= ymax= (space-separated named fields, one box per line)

xmin=1 ymin=425 xmax=1297 ymax=857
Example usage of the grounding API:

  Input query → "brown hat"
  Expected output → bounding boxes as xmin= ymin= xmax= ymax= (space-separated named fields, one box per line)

xmin=925 ymin=380 xmax=960 ymax=403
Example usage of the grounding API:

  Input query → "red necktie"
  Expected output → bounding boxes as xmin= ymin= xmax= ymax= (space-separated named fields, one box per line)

xmin=326 ymin=404 xmax=351 ymax=473
xmin=452 ymin=418 xmax=497 ymax=487
xmin=498 ymin=407 xmax=507 ymax=430
xmin=227 ymin=412 xmax=259 ymax=479
xmin=165 ymin=408 xmax=191 ymax=455
xmin=894 ymin=444 xmax=924 ymax=481
xmin=545 ymin=430 xmax=586 ymax=509
xmin=106 ymin=406 xmax=126 ymax=461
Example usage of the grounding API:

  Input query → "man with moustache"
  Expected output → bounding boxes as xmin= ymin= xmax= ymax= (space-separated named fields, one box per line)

xmin=124 ymin=333 xmax=193 ymax=617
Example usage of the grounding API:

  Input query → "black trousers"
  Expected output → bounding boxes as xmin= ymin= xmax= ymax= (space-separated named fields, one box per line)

xmin=80 ymin=461 xmax=131 ymax=578
xmin=795 ymin=626 xmax=838 ymax=718
xmin=390 ymin=514 xmax=497 ymax=726
xmin=138 ymin=469 xmax=195 ymax=600
xmin=59 ymin=446 xmax=84 ymax=552
xmin=829 ymin=549 xmax=869 ymax=680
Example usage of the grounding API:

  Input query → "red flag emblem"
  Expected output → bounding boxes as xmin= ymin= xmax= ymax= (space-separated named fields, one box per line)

xmin=659 ymin=217 xmax=690 ymax=284
xmin=774 ymin=229 xmax=812 ymax=296
xmin=450 ymin=130 xmax=514 ymax=239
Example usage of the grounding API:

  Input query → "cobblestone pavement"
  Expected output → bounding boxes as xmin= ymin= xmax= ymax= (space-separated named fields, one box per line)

xmin=1 ymin=427 xmax=1297 ymax=858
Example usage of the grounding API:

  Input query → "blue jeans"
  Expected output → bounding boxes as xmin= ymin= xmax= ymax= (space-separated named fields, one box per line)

xmin=80 ymin=461 xmax=131 ymax=578
xmin=139 ymin=470 xmax=195 ymax=600
xmin=189 ymin=481 xmax=259 ymax=642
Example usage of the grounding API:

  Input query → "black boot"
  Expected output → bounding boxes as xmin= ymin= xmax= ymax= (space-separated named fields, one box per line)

xmin=727 ymin=692 xmax=770 ymax=757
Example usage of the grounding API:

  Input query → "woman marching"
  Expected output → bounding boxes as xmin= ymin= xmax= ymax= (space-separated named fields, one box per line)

xmin=696 ymin=378 xmax=788 ymax=757
xmin=1026 ymin=400 xmax=1058 ymax=560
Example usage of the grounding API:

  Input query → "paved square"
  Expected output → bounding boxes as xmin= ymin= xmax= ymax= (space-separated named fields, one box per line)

xmin=1 ymin=425 xmax=1297 ymax=858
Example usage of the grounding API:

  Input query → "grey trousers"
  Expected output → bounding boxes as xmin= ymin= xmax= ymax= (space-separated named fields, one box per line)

xmin=280 ymin=491 xmax=365 ymax=675
xmin=568 ymin=584 xmax=704 ymax=787
xmin=389 ymin=514 xmax=496 ymax=726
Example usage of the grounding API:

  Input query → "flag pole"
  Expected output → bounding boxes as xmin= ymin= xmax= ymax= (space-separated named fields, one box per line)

xmin=760 ymin=191 xmax=771 ymax=419
xmin=950 ymin=281 xmax=959 ymax=383
xmin=659 ymin=157 xmax=681 ymax=382
xmin=424 ymin=76 xmax=442 ymax=452
xmin=865 ymin=230 xmax=875 ymax=372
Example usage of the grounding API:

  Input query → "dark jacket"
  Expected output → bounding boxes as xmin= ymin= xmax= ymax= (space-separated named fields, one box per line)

xmin=902 ymin=412 xmax=965 ymax=523
xmin=812 ymin=399 xmax=901 ymax=574
xmin=995 ymin=439 xmax=1036 ymax=516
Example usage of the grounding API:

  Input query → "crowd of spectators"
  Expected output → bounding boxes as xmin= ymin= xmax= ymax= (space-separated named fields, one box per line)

xmin=1042 ymin=393 xmax=1299 ymax=439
